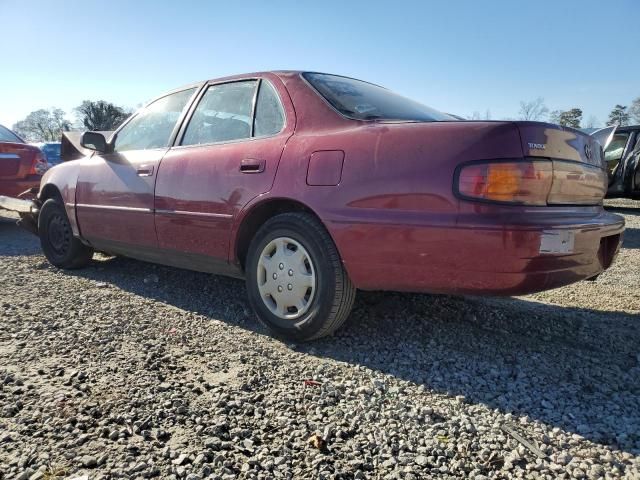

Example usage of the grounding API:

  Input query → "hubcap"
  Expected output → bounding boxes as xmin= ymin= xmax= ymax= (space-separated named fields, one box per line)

xmin=48 ymin=213 xmax=71 ymax=255
xmin=257 ymin=237 xmax=316 ymax=320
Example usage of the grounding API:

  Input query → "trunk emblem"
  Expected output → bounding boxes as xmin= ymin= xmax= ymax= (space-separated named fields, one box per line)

xmin=528 ymin=142 xmax=546 ymax=150
xmin=584 ymin=144 xmax=593 ymax=160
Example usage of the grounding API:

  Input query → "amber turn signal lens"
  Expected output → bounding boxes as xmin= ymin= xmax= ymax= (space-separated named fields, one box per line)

xmin=457 ymin=161 xmax=553 ymax=205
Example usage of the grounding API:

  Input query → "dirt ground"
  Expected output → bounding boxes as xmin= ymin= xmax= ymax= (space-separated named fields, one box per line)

xmin=0 ymin=200 xmax=638 ymax=479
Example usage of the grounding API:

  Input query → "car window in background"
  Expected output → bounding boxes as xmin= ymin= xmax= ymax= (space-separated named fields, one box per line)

xmin=182 ymin=81 xmax=257 ymax=145
xmin=253 ymin=81 xmax=285 ymax=137
xmin=0 ymin=125 xmax=23 ymax=143
xmin=114 ymin=88 xmax=196 ymax=152
xmin=604 ymin=132 xmax=630 ymax=177
xmin=303 ymin=72 xmax=456 ymax=122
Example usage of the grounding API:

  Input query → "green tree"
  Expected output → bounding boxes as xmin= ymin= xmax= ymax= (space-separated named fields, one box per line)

xmin=12 ymin=108 xmax=71 ymax=142
xmin=607 ymin=104 xmax=630 ymax=126
xmin=558 ymin=108 xmax=582 ymax=128
xmin=626 ymin=97 xmax=639 ymax=124
xmin=75 ymin=100 xmax=130 ymax=131
xmin=549 ymin=110 xmax=562 ymax=125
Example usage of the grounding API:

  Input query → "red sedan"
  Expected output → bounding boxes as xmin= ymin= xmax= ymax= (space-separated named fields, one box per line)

xmin=0 ymin=125 xmax=48 ymax=198
xmin=31 ymin=71 xmax=623 ymax=340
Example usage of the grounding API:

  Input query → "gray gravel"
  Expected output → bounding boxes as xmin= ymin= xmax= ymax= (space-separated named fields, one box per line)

xmin=1 ymin=201 xmax=639 ymax=479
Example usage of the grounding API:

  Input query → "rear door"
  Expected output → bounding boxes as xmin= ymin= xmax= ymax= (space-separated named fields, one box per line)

xmin=75 ymin=87 xmax=197 ymax=248
xmin=154 ymin=76 xmax=294 ymax=262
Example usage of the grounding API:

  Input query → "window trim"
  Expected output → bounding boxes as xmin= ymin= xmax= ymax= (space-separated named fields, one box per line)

xmin=249 ymin=79 xmax=261 ymax=137
xmin=174 ymin=77 xmax=287 ymax=150
xmin=109 ymin=85 xmax=201 ymax=153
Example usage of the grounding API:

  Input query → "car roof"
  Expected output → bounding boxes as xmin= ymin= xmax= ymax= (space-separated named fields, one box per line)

xmin=142 ymin=71 xmax=305 ymax=109
xmin=167 ymin=70 xmax=379 ymax=95
xmin=204 ymin=70 xmax=303 ymax=83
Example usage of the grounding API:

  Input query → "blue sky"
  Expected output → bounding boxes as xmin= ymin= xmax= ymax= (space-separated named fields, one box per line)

xmin=1 ymin=0 xmax=638 ymax=128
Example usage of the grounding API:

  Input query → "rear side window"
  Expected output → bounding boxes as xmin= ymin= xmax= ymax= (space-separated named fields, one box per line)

xmin=0 ymin=125 xmax=23 ymax=143
xmin=303 ymin=72 xmax=455 ymax=122
xmin=254 ymin=81 xmax=285 ymax=137
xmin=182 ymin=81 xmax=257 ymax=146
xmin=114 ymin=88 xmax=196 ymax=152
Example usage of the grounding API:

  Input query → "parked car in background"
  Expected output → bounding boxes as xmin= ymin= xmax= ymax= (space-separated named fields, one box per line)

xmin=601 ymin=125 xmax=640 ymax=198
xmin=0 ymin=124 xmax=48 ymax=197
xmin=32 ymin=142 xmax=62 ymax=165
xmin=12 ymin=71 xmax=624 ymax=341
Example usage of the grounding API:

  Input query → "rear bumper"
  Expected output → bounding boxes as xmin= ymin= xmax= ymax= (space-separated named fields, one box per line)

xmin=0 ymin=176 xmax=41 ymax=198
xmin=330 ymin=209 xmax=624 ymax=296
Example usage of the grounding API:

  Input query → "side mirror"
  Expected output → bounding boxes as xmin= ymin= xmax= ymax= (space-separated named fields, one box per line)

xmin=80 ymin=131 xmax=110 ymax=153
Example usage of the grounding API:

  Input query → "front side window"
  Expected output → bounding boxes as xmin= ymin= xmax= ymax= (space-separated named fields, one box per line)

xmin=254 ymin=81 xmax=285 ymax=137
xmin=303 ymin=72 xmax=455 ymax=122
xmin=182 ymin=81 xmax=257 ymax=146
xmin=114 ymin=88 xmax=196 ymax=152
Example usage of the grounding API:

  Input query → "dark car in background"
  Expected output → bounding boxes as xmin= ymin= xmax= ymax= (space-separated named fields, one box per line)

xmin=33 ymin=142 xmax=62 ymax=166
xmin=0 ymin=125 xmax=48 ymax=197
xmin=603 ymin=125 xmax=640 ymax=198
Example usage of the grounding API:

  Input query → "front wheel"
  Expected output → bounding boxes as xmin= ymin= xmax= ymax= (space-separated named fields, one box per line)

xmin=39 ymin=198 xmax=93 ymax=269
xmin=245 ymin=212 xmax=356 ymax=341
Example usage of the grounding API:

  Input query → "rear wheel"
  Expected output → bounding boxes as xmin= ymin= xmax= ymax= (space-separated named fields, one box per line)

xmin=245 ymin=212 xmax=356 ymax=341
xmin=39 ymin=198 xmax=93 ymax=269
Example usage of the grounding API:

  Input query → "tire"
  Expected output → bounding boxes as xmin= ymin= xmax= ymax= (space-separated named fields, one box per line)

xmin=38 ymin=198 xmax=93 ymax=269
xmin=245 ymin=212 xmax=356 ymax=341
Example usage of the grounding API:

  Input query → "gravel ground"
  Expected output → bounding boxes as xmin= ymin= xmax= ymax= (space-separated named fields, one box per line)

xmin=0 ymin=201 xmax=639 ymax=480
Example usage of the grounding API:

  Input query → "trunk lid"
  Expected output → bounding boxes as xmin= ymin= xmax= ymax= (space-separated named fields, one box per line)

xmin=516 ymin=121 xmax=604 ymax=168
xmin=0 ymin=142 xmax=44 ymax=179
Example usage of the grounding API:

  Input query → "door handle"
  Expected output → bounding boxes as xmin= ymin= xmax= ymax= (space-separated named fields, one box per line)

xmin=240 ymin=158 xmax=265 ymax=174
xmin=136 ymin=165 xmax=154 ymax=177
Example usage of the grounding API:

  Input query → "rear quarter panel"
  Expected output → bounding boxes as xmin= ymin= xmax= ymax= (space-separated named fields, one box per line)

xmin=261 ymin=120 xmax=524 ymax=286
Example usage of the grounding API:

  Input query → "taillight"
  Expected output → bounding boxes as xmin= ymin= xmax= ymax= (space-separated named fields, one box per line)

xmin=456 ymin=160 xmax=553 ymax=205
xmin=548 ymin=161 xmax=607 ymax=205
xmin=28 ymin=151 xmax=48 ymax=175
xmin=456 ymin=159 xmax=608 ymax=206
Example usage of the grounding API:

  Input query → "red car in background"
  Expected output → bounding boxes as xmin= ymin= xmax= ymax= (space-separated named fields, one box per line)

xmin=0 ymin=125 xmax=48 ymax=198
xmin=24 ymin=71 xmax=623 ymax=341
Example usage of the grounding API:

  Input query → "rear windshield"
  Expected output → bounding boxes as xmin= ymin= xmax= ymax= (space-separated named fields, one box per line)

xmin=0 ymin=125 xmax=23 ymax=143
xmin=303 ymin=72 xmax=455 ymax=122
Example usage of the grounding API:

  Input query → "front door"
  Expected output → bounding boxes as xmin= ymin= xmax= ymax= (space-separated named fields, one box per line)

xmin=154 ymin=77 xmax=294 ymax=263
xmin=76 ymin=87 xmax=197 ymax=248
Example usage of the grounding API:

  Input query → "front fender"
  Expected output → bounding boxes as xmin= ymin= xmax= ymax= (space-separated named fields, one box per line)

xmin=38 ymin=161 xmax=82 ymax=237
